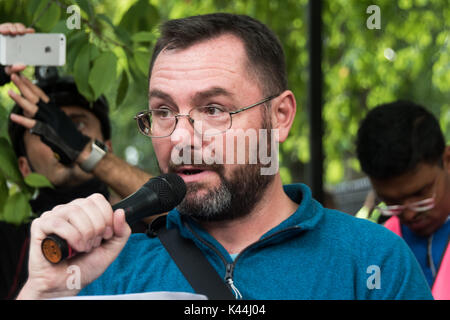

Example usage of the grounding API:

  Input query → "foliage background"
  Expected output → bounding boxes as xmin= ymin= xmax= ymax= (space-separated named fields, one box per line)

xmin=0 ymin=0 xmax=448 ymax=223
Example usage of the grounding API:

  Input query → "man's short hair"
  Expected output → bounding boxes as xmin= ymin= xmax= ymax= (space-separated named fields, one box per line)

xmin=8 ymin=77 xmax=111 ymax=158
xmin=148 ymin=13 xmax=287 ymax=96
xmin=356 ymin=100 xmax=445 ymax=180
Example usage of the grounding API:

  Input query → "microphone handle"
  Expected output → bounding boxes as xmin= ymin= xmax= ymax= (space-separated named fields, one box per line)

xmin=41 ymin=188 xmax=161 ymax=264
xmin=41 ymin=204 xmax=130 ymax=264
xmin=41 ymin=233 xmax=77 ymax=264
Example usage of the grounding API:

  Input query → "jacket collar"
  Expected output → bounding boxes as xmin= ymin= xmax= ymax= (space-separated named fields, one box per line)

xmin=166 ymin=183 xmax=325 ymax=243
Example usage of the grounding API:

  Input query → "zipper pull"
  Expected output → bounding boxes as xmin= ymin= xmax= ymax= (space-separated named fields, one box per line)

xmin=225 ymin=263 xmax=243 ymax=299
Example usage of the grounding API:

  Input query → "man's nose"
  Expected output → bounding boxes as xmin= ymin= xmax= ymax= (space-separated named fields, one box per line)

xmin=401 ymin=207 xmax=420 ymax=222
xmin=171 ymin=116 xmax=202 ymax=148
xmin=174 ymin=114 xmax=193 ymax=126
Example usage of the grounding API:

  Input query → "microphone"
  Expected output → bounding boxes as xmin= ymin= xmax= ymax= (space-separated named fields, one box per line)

xmin=41 ymin=173 xmax=186 ymax=264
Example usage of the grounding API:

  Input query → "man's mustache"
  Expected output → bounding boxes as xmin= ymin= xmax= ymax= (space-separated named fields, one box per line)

xmin=168 ymin=162 xmax=224 ymax=174
xmin=167 ymin=150 xmax=225 ymax=176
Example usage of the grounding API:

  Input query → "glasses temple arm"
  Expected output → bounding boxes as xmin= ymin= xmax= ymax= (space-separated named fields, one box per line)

xmin=229 ymin=94 xmax=279 ymax=115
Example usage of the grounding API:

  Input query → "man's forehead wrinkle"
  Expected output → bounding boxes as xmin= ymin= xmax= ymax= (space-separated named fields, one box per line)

xmin=148 ymin=87 xmax=236 ymax=109
xmin=192 ymin=87 xmax=233 ymax=98
xmin=152 ymin=36 xmax=247 ymax=74
xmin=149 ymin=64 xmax=243 ymax=101
xmin=152 ymin=64 xmax=241 ymax=79
xmin=149 ymin=58 xmax=244 ymax=95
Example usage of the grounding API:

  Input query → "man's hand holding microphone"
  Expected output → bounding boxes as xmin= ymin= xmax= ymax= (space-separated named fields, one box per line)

xmin=17 ymin=174 xmax=186 ymax=299
xmin=17 ymin=194 xmax=131 ymax=299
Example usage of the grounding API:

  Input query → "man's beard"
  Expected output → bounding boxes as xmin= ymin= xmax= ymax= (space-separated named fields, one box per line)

xmin=167 ymin=110 xmax=275 ymax=222
xmin=173 ymin=162 xmax=274 ymax=222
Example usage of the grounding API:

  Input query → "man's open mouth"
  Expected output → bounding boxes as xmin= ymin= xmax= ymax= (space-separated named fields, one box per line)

xmin=175 ymin=166 xmax=209 ymax=176
xmin=169 ymin=163 xmax=224 ymax=182
xmin=179 ymin=168 xmax=204 ymax=175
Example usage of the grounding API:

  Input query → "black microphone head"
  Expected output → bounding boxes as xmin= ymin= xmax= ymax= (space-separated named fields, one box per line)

xmin=144 ymin=173 xmax=186 ymax=211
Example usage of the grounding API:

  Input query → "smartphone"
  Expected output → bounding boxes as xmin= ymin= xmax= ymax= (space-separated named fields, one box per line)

xmin=0 ymin=33 xmax=66 ymax=66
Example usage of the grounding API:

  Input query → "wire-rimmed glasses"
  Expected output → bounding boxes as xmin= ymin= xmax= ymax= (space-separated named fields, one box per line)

xmin=134 ymin=94 xmax=279 ymax=138
xmin=375 ymin=196 xmax=436 ymax=216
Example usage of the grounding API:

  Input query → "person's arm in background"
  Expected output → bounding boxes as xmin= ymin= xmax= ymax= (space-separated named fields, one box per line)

xmin=8 ymin=74 xmax=152 ymax=199
xmin=77 ymin=146 xmax=151 ymax=198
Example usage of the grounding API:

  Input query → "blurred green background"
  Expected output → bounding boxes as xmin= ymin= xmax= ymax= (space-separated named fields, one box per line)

xmin=0 ymin=0 xmax=449 ymax=223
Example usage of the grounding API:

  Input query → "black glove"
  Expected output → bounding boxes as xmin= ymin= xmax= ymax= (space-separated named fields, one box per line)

xmin=30 ymin=99 xmax=90 ymax=165
xmin=0 ymin=66 xmax=11 ymax=86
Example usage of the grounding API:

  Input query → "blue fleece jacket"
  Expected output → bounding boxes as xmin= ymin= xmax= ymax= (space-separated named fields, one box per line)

xmin=79 ymin=184 xmax=433 ymax=299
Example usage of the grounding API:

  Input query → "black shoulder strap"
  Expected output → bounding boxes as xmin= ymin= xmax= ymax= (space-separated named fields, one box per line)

xmin=148 ymin=215 xmax=236 ymax=300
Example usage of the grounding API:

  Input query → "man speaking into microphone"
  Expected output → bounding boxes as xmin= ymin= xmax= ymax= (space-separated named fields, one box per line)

xmin=18 ymin=13 xmax=432 ymax=300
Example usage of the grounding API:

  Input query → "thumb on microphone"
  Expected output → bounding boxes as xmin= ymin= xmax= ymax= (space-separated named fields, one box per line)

xmin=115 ymin=208 xmax=131 ymax=237
xmin=99 ymin=208 xmax=131 ymax=256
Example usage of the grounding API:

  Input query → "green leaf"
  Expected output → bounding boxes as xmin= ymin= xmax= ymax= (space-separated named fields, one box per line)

xmin=0 ymin=175 xmax=8 ymax=212
xmin=118 ymin=0 xmax=160 ymax=33
xmin=73 ymin=44 xmax=94 ymax=101
xmin=116 ymin=71 xmax=129 ymax=108
xmin=77 ymin=0 xmax=94 ymax=19
xmin=88 ymin=52 xmax=118 ymax=100
xmin=89 ymin=45 xmax=101 ymax=62
xmin=0 ymin=192 xmax=32 ymax=226
xmin=50 ymin=19 xmax=74 ymax=36
xmin=26 ymin=0 xmax=43 ymax=21
xmin=24 ymin=173 xmax=53 ymax=189
xmin=35 ymin=1 xmax=61 ymax=32
xmin=131 ymin=31 xmax=155 ymax=43
xmin=134 ymin=50 xmax=150 ymax=76
xmin=66 ymin=31 xmax=89 ymax=72
xmin=0 ymin=103 xmax=9 ymax=136
xmin=96 ymin=13 xmax=115 ymax=28
xmin=97 ymin=14 xmax=132 ymax=47
xmin=0 ymin=137 xmax=23 ymax=185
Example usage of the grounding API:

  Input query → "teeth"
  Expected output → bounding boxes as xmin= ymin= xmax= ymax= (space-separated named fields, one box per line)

xmin=182 ymin=169 xmax=202 ymax=175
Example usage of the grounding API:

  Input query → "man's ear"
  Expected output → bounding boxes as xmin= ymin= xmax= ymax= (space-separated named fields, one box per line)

xmin=443 ymin=145 xmax=450 ymax=173
xmin=104 ymin=139 xmax=113 ymax=153
xmin=270 ymin=90 xmax=296 ymax=143
xmin=18 ymin=156 xmax=31 ymax=178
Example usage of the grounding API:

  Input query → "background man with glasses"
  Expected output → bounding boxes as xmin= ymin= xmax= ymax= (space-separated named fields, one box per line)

xmin=17 ymin=13 xmax=432 ymax=300
xmin=356 ymin=100 xmax=450 ymax=299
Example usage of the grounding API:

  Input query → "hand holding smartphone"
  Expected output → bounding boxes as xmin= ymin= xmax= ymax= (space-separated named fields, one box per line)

xmin=0 ymin=22 xmax=35 ymax=73
xmin=0 ymin=33 xmax=66 ymax=66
